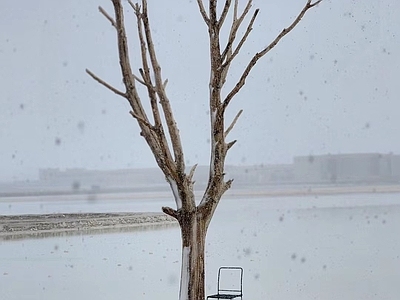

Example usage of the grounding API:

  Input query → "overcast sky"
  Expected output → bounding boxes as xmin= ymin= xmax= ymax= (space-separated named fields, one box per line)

xmin=1 ymin=0 xmax=399 ymax=182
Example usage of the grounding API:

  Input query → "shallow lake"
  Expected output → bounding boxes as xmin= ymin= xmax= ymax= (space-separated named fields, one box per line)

xmin=1 ymin=193 xmax=400 ymax=300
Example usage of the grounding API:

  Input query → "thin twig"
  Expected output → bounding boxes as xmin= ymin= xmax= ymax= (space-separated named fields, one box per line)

xmin=221 ymin=0 xmax=252 ymax=61
xmin=129 ymin=110 xmax=154 ymax=130
xmin=132 ymin=73 xmax=153 ymax=89
xmin=222 ymin=9 xmax=259 ymax=68
xmin=86 ymin=69 xmax=126 ymax=97
xmin=188 ymin=164 xmax=198 ymax=182
xmin=225 ymin=109 xmax=243 ymax=137
xmin=226 ymin=140 xmax=237 ymax=151
xmin=127 ymin=0 xmax=137 ymax=11
xmin=98 ymin=6 xmax=116 ymax=27
xmin=309 ymin=0 xmax=323 ymax=7
xmin=223 ymin=0 xmax=322 ymax=111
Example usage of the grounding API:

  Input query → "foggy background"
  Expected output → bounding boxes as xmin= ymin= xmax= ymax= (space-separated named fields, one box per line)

xmin=1 ymin=0 xmax=399 ymax=182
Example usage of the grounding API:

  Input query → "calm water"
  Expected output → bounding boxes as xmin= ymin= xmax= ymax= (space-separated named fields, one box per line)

xmin=1 ymin=193 xmax=400 ymax=300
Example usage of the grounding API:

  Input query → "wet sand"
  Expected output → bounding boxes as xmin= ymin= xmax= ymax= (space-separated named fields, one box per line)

xmin=0 ymin=212 xmax=177 ymax=240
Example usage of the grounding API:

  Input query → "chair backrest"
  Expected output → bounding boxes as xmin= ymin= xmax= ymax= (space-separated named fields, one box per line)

xmin=217 ymin=267 xmax=243 ymax=295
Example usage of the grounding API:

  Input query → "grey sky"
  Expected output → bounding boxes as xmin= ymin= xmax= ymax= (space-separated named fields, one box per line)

xmin=1 ymin=0 xmax=399 ymax=182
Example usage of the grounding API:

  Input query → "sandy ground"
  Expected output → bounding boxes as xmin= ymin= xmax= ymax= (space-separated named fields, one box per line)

xmin=0 ymin=212 xmax=177 ymax=240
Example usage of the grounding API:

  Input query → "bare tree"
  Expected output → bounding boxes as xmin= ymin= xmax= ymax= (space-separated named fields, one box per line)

xmin=86 ymin=0 xmax=322 ymax=299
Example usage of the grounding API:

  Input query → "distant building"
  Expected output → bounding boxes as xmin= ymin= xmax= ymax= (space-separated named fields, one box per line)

xmin=37 ymin=153 xmax=400 ymax=192
xmin=293 ymin=153 xmax=400 ymax=184
xmin=224 ymin=164 xmax=294 ymax=186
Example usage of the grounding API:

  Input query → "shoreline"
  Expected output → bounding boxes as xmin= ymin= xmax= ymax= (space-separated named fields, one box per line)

xmin=2 ymin=185 xmax=400 ymax=240
xmin=0 ymin=212 xmax=177 ymax=240
xmin=2 ymin=183 xmax=400 ymax=202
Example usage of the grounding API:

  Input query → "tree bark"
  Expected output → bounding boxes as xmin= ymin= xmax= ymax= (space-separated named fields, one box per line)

xmin=88 ymin=2 xmax=323 ymax=300
xmin=179 ymin=208 xmax=209 ymax=300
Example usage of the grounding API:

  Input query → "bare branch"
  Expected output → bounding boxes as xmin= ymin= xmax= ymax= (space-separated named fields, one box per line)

xmin=86 ymin=69 xmax=126 ymax=97
xmin=109 ymin=0 xmax=177 ymax=179
xmin=129 ymin=111 xmax=154 ymax=130
xmin=309 ymin=0 xmax=323 ymax=7
xmin=111 ymin=0 xmax=149 ymax=119
xmin=92 ymin=1 xmax=177 ymax=179
xmin=127 ymin=0 xmax=137 ymax=11
xmin=222 ymin=9 xmax=259 ymax=68
xmin=131 ymin=4 xmax=178 ymax=181
xmin=163 ymin=79 xmax=168 ymax=89
xmin=222 ymin=179 xmax=234 ymax=193
xmin=133 ymin=4 xmax=151 ymax=87
xmin=225 ymin=109 xmax=243 ymax=137
xmin=188 ymin=164 xmax=198 ymax=183
xmin=223 ymin=0 xmax=322 ymax=110
xmin=162 ymin=206 xmax=179 ymax=220
xmin=218 ymin=0 xmax=232 ymax=29
xmin=98 ymin=6 xmax=116 ymax=27
xmin=221 ymin=0 xmax=252 ymax=62
xmin=133 ymin=3 xmax=162 ymax=127
xmin=226 ymin=140 xmax=237 ymax=151
xmin=196 ymin=0 xmax=210 ymax=26
xmin=141 ymin=0 xmax=186 ymax=175
xmin=132 ymin=72 xmax=152 ymax=88
xmin=233 ymin=0 xmax=239 ymax=20
xmin=219 ymin=0 xmax=252 ymax=87
xmin=209 ymin=0 xmax=218 ymax=30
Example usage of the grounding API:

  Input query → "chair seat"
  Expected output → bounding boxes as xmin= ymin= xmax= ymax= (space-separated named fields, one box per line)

xmin=207 ymin=267 xmax=243 ymax=300
xmin=207 ymin=294 xmax=242 ymax=299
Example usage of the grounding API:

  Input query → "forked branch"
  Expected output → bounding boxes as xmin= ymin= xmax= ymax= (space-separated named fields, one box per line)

xmin=139 ymin=0 xmax=186 ymax=176
xmin=219 ymin=0 xmax=253 ymax=85
xmin=222 ymin=9 xmax=259 ymax=68
xmin=223 ymin=0 xmax=322 ymax=111
xmin=221 ymin=0 xmax=253 ymax=62
xmin=129 ymin=110 xmax=153 ymax=131
xmin=132 ymin=2 xmax=162 ymax=130
xmin=196 ymin=0 xmax=210 ymax=25
xmin=89 ymin=0 xmax=322 ymax=224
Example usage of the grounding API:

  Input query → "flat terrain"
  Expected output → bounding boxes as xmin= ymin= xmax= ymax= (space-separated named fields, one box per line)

xmin=0 ymin=212 xmax=177 ymax=239
xmin=1 ymin=184 xmax=399 ymax=240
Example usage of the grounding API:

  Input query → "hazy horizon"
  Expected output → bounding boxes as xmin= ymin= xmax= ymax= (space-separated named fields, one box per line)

xmin=1 ymin=0 xmax=399 ymax=182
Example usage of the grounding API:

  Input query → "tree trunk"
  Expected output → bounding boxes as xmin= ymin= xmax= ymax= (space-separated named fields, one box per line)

xmin=88 ymin=2 xmax=323 ymax=300
xmin=179 ymin=209 xmax=209 ymax=300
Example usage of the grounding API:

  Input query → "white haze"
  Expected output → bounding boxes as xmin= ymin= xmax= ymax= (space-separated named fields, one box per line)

xmin=0 ymin=0 xmax=399 ymax=181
